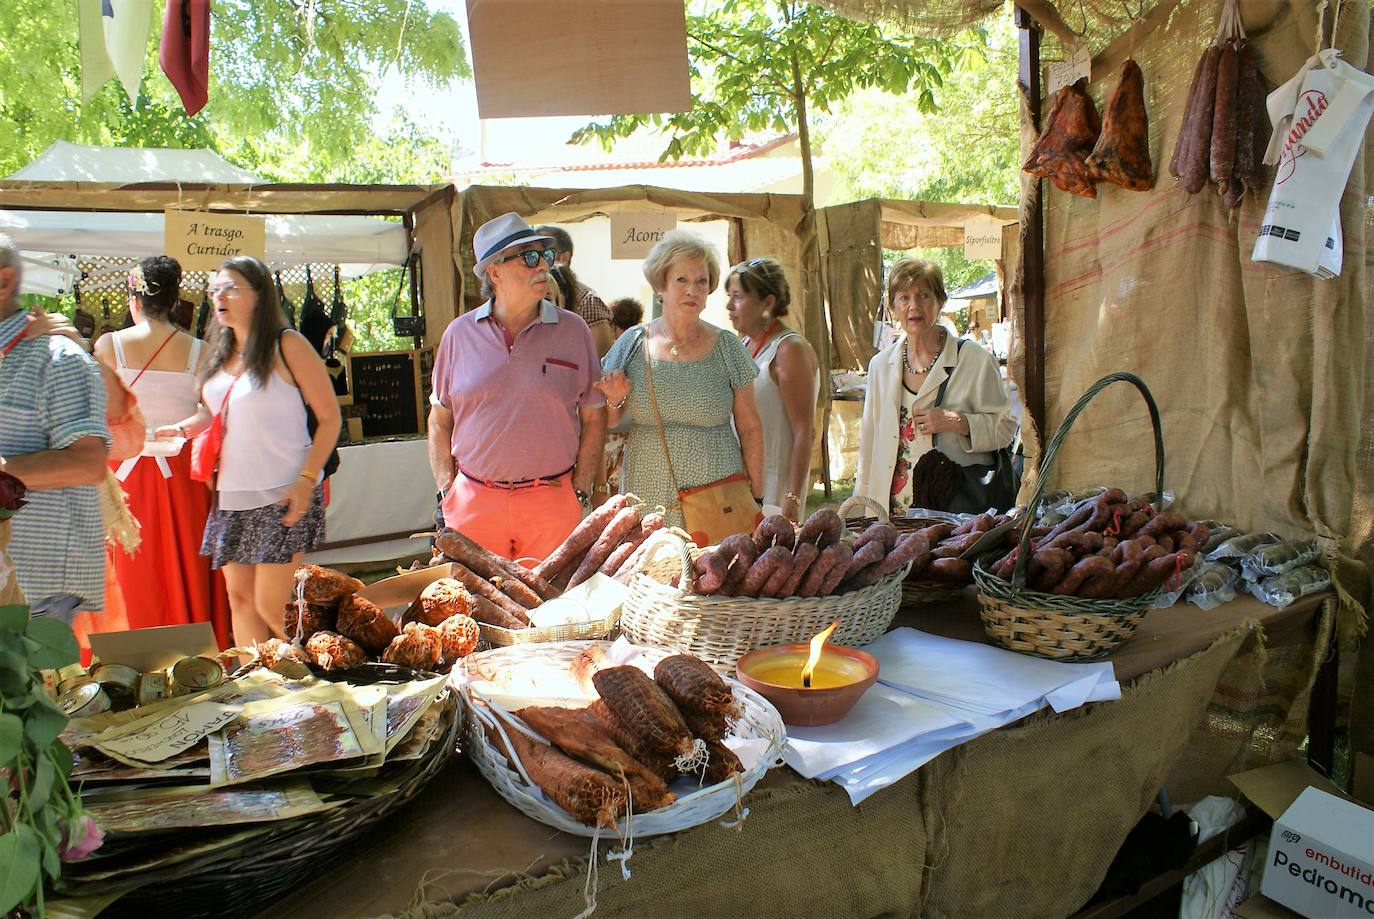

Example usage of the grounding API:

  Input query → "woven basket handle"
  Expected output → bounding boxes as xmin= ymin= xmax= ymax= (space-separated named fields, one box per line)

xmin=838 ymin=494 xmax=888 ymax=523
xmin=1009 ymin=372 xmax=1165 ymax=589
xmin=631 ymin=528 xmax=695 ymax=592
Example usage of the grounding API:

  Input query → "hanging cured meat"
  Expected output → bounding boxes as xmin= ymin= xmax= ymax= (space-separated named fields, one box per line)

xmin=1023 ymin=78 xmax=1102 ymax=198
xmin=1085 ymin=59 xmax=1155 ymax=191
xmin=1168 ymin=0 xmax=1269 ymax=210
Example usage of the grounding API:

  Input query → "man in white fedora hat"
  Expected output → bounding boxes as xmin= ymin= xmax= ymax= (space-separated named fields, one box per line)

xmin=427 ymin=212 xmax=608 ymax=561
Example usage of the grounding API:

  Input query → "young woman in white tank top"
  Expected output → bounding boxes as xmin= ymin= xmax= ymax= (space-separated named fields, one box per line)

xmin=724 ymin=258 xmax=819 ymax=522
xmin=94 ymin=257 xmax=232 ymax=644
xmin=158 ymin=256 xmax=342 ymax=646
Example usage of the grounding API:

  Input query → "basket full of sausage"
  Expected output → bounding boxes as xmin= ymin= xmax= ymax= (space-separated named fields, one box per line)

xmin=971 ymin=372 xmax=1205 ymax=661
xmin=618 ymin=506 xmax=916 ymax=672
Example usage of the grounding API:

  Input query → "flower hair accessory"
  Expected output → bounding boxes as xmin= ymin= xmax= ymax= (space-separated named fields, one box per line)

xmin=127 ymin=265 xmax=159 ymax=297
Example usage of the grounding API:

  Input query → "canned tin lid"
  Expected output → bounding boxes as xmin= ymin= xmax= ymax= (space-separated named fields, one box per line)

xmin=58 ymin=682 xmax=105 ymax=714
xmin=172 ymin=656 xmax=224 ymax=689
xmin=92 ymin=662 xmax=139 ymax=681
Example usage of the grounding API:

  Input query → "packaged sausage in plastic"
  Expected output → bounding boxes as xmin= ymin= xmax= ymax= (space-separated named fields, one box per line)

xmin=1197 ymin=521 xmax=1239 ymax=554
xmin=1185 ymin=561 xmax=1241 ymax=611
xmin=1239 ymin=539 xmax=1319 ymax=581
xmin=1154 ymin=563 xmax=1206 ymax=609
xmin=1206 ymin=531 xmax=1283 ymax=562
xmin=1246 ymin=565 xmax=1331 ymax=609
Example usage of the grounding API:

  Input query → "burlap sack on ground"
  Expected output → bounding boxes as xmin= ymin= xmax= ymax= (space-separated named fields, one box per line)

xmin=916 ymin=626 xmax=1248 ymax=917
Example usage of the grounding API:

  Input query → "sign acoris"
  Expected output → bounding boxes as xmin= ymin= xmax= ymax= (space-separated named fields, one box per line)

xmin=610 ymin=212 xmax=678 ymax=260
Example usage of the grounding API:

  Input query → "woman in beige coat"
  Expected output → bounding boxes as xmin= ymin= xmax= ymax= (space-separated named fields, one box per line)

xmin=854 ymin=259 xmax=1016 ymax=516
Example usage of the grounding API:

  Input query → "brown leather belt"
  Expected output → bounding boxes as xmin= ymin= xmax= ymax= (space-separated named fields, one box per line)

xmin=458 ymin=465 xmax=573 ymax=490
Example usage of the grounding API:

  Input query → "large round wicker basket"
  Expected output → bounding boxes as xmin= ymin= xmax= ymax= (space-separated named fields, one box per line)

xmin=457 ymin=641 xmax=785 ymax=838
xmin=619 ymin=529 xmax=908 ymax=672
xmin=973 ymin=372 xmax=1169 ymax=661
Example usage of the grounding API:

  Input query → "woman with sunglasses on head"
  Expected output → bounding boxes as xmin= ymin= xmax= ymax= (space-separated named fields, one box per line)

xmin=93 ymin=256 xmax=231 ymax=645
xmin=596 ymin=229 xmax=765 ymax=536
xmin=725 ymin=257 xmax=818 ymax=522
xmin=427 ymin=213 xmax=606 ymax=561
xmin=157 ymin=256 xmax=341 ymax=645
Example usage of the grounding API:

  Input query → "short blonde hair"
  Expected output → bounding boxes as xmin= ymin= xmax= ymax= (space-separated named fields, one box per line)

xmin=886 ymin=258 xmax=947 ymax=308
xmin=642 ymin=229 xmax=720 ymax=293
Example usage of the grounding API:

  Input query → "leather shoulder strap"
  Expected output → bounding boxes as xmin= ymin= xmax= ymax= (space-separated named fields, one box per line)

xmin=639 ymin=328 xmax=682 ymax=498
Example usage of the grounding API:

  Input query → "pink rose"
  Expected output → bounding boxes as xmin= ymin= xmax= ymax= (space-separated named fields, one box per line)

xmin=59 ymin=814 xmax=105 ymax=861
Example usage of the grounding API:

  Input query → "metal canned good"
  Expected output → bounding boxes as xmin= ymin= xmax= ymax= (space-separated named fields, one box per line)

xmin=58 ymin=682 xmax=111 ymax=717
xmin=136 ymin=670 xmax=169 ymax=706
xmin=38 ymin=669 xmax=61 ymax=699
xmin=91 ymin=663 xmax=140 ymax=700
xmin=57 ymin=674 xmax=98 ymax=696
xmin=171 ymin=656 xmax=224 ymax=693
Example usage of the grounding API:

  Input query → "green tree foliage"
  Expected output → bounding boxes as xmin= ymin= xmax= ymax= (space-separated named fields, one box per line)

xmin=0 ymin=0 xmax=468 ymax=179
xmin=570 ymin=0 xmax=983 ymax=206
xmin=823 ymin=15 xmax=1021 ymax=290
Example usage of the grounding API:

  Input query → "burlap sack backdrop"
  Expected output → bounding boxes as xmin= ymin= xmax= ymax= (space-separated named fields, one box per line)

xmin=1001 ymin=0 xmax=1372 ymax=656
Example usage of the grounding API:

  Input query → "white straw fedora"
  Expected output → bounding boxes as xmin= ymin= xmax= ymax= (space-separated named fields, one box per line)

xmin=472 ymin=212 xmax=554 ymax=279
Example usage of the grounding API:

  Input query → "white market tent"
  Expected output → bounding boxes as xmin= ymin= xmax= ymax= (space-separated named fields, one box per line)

xmin=2 ymin=143 xmax=409 ymax=293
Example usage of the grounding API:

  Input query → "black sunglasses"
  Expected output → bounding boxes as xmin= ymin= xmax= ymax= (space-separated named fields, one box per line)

xmin=498 ymin=247 xmax=556 ymax=269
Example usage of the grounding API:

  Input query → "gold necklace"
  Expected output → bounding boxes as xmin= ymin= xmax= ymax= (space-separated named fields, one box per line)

xmin=660 ymin=319 xmax=702 ymax=357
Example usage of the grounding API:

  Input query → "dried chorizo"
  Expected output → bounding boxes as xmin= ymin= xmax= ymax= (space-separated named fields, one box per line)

xmin=926 ymin=557 xmax=973 ymax=584
xmin=1052 ymin=555 xmax=1115 ymax=595
xmin=798 ymin=508 xmax=844 ymax=548
xmin=534 ymin=494 xmax=631 ymax=581
xmin=1210 ymin=42 xmax=1240 ymax=185
xmin=778 ymin=542 xmax=820 ymax=597
xmin=853 ymin=522 xmax=898 ymax=553
xmin=741 ymin=546 xmax=793 ymax=597
xmin=800 ymin=543 xmax=853 ymax=597
xmin=569 ymin=505 xmax=643 ymax=588
xmin=753 ymin=514 xmax=797 ymax=552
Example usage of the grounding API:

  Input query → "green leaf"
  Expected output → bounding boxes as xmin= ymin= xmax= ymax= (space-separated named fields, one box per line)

xmin=0 ymin=711 xmax=21 ymax=763
xmin=0 ymin=605 xmax=26 ymax=632
xmin=0 ymin=824 xmax=42 ymax=914
xmin=0 ymin=647 xmax=29 ymax=677
xmin=49 ymin=739 xmax=72 ymax=782
xmin=23 ymin=617 xmax=78 ymax=669
xmin=40 ymin=833 xmax=59 ymax=880
xmin=24 ymin=752 xmax=55 ymax=815
xmin=23 ymin=693 xmax=67 ymax=748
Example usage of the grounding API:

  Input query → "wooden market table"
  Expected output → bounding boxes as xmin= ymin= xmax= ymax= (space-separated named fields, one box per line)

xmin=260 ymin=589 xmax=1334 ymax=919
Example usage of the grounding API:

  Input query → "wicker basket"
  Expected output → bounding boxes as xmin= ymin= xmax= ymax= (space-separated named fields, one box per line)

xmin=457 ymin=641 xmax=785 ymax=838
xmin=973 ymin=372 xmax=1167 ymax=661
xmin=839 ymin=494 xmax=969 ymax=605
xmin=619 ymin=529 xmax=907 ymax=672
xmin=79 ymin=682 xmax=461 ymax=919
xmin=479 ymin=609 xmax=620 ymax=647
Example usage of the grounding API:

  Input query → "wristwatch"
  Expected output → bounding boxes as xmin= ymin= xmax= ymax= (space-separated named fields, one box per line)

xmin=574 ymin=488 xmax=590 ymax=507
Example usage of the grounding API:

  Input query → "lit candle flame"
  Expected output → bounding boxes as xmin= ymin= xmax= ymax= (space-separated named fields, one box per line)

xmin=801 ymin=618 xmax=841 ymax=688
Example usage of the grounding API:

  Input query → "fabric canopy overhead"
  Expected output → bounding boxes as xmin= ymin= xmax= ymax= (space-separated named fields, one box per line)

xmin=5 ymin=141 xmax=261 ymax=184
xmin=1 ymin=209 xmax=408 ymax=292
xmin=818 ymin=197 xmax=1017 ymax=370
xmin=453 ymin=183 xmax=825 ymax=367
xmin=0 ymin=143 xmax=413 ymax=293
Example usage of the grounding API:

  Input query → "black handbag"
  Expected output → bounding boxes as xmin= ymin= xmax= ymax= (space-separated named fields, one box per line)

xmin=278 ymin=334 xmax=341 ymax=479
xmin=916 ymin=338 xmax=1020 ymax=514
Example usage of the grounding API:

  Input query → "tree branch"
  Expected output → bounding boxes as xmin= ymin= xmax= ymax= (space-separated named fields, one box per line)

xmin=688 ymin=34 xmax=792 ymax=96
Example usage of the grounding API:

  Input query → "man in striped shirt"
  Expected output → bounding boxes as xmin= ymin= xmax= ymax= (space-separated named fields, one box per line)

xmin=0 ymin=236 xmax=110 ymax=622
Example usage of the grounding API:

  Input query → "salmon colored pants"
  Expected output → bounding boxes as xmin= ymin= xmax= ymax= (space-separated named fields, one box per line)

xmin=440 ymin=472 xmax=581 ymax=562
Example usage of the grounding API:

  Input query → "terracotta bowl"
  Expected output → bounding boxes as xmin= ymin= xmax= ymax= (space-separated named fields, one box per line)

xmin=735 ymin=643 xmax=879 ymax=726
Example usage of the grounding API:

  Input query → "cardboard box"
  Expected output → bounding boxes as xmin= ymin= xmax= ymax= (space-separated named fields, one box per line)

xmin=1259 ymin=787 xmax=1374 ymax=917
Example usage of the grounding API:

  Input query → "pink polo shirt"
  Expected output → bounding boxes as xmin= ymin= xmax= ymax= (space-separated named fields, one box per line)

xmin=432 ymin=299 xmax=604 ymax=482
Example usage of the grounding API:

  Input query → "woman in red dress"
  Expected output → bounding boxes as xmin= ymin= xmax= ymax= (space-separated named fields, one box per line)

xmin=93 ymin=257 xmax=231 ymax=646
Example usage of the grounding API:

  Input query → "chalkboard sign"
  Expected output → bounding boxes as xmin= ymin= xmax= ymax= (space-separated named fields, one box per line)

xmin=348 ymin=347 xmax=434 ymax=439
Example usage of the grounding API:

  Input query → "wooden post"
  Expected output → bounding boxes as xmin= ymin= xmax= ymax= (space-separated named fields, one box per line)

xmin=1016 ymin=5 xmax=1048 ymax=447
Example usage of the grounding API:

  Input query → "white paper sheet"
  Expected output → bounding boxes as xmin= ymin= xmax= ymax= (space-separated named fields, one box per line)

xmin=781 ymin=682 xmax=968 ymax=779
